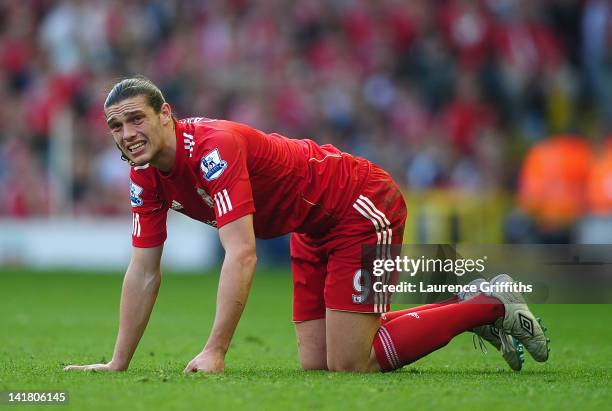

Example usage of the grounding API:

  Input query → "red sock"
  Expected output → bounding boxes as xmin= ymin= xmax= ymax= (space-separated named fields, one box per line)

xmin=373 ymin=294 xmax=504 ymax=371
xmin=380 ymin=296 xmax=460 ymax=324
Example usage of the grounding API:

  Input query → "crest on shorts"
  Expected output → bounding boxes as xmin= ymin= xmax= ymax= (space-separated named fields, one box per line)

xmin=130 ymin=180 xmax=143 ymax=207
xmin=200 ymin=149 xmax=227 ymax=181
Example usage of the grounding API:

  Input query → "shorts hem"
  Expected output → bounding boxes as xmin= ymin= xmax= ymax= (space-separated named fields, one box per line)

xmin=292 ymin=315 xmax=326 ymax=323
xmin=292 ymin=305 xmax=389 ymax=322
xmin=326 ymin=306 xmax=388 ymax=315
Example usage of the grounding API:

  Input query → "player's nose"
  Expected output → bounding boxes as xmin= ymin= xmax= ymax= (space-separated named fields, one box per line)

xmin=121 ymin=123 xmax=138 ymax=141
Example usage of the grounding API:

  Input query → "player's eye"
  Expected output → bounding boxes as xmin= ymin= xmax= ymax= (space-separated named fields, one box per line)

xmin=133 ymin=116 xmax=144 ymax=125
xmin=110 ymin=124 xmax=122 ymax=132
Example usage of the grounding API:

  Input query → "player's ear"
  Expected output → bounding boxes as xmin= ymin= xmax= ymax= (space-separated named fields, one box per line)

xmin=160 ymin=102 xmax=172 ymax=125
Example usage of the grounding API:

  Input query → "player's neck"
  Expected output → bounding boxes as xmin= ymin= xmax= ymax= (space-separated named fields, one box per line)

xmin=150 ymin=123 xmax=177 ymax=174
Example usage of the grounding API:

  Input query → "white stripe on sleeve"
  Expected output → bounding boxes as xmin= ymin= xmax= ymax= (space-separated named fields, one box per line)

xmin=223 ymin=189 xmax=233 ymax=211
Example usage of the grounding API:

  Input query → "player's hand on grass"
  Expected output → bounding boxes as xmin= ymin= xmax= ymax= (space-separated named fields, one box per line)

xmin=183 ymin=349 xmax=225 ymax=373
xmin=63 ymin=362 xmax=125 ymax=372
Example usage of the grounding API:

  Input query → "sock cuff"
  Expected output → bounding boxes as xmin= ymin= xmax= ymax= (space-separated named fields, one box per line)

xmin=373 ymin=326 xmax=402 ymax=371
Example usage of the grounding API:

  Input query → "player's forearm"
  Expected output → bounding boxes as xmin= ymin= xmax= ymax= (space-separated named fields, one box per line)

xmin=204 ymin=250 xmax=257 ymax=355
xmin=111 ymin=264 xmax=161 ymax=370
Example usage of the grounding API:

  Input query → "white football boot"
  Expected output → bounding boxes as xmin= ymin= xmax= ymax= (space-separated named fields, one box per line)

xmin=488 ymin=274 xmax=550 ymax=362
xmin=459 ymin=278 xmax=525 ymax=371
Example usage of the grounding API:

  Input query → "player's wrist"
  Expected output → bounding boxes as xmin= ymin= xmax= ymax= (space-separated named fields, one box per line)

xmin=108 ymin=358 xmax=129 ymax=371
xmin=202 ymin=345 xmax=227 ymax=356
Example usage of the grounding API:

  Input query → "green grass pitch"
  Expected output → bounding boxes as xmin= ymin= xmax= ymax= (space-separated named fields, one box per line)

xmin=1 ymin=269 xmax=611 ymax=411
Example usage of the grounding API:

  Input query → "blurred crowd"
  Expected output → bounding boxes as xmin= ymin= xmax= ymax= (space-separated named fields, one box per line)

xmin=1 ymin=0 xmax=611 ymax=223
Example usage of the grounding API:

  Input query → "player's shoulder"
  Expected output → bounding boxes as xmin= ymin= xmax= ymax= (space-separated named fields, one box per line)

xmin=180 ymin=117 xmax=257 ymax=139
xmin=179 ymin=118 xmax=254 ymax=182
xmin=178 ymin=117 xmax=216 ymax=135
xmin=178 ymin=117 xmax=225 ymax=136
xmin=177 ymin=118 xmax=227 ymax=154
xmin=182 ymin=119 xmax=251 ymax=156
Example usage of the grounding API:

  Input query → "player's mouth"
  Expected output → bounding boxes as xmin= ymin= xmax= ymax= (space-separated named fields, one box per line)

xmin=127 ymin=141 xmax=147 ymax=156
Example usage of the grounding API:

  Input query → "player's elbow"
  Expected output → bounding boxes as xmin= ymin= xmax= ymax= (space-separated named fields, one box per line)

xmin=143 ymin=269 xmax=162 ymax=290
xmin=240 ymin=247 xmax=258 ymax=268
xmin=125 ymin=262 xmax=161 ymax=292
xmin=230 ymin=242 xmax=257 ymax=263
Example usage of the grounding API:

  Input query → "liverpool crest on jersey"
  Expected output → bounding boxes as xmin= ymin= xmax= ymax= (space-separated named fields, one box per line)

xmin=130 ymin=180 xmax=143 ymax=207
xmin=201 ymin=149 xmax=227 ymax=181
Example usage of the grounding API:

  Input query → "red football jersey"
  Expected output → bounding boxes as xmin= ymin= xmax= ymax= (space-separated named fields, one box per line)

xmin=129 ymin=117 xmax=371 ymax=247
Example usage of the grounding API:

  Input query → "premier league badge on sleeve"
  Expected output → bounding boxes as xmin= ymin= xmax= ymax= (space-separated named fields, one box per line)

xmin=130 ymin=180 xmax=144 ymax=207
xmin=201 ymin=148 xmax=228 ymax=181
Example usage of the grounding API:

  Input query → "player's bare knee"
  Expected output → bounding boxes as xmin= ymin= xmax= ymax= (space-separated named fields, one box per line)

xmin=326 ymin=357 xmax=370 ymax=373
xmin=300 ymin=358 xmax=327 ymax=371
xmin=327 ymin=363 xmax=368 ymax=373
xmin=298 ymin=347 xmax=327 ymax=371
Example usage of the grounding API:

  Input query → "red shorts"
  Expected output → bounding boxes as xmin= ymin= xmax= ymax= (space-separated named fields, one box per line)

xmin=290 ymin=165 xmax=407 ymax=322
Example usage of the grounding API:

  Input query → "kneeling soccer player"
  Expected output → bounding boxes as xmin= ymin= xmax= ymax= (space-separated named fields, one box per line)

xmin=64 ymin=77 xmax=549 ymax=374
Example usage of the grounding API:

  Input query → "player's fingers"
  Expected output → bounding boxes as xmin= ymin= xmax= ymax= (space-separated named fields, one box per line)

xmin=183 ymin=362 xmax=196 ymax=374
xmin=64 ymin=364 xmax=106 ymax=372
xmin=63 ymin=365 xmax=87 ymax=371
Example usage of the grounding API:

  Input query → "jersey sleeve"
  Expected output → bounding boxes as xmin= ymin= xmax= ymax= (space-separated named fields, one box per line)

xmin=130 ymin=168 xmax=169 ymax=247
xmin=197 ymin=131 xmax=255 ymax=228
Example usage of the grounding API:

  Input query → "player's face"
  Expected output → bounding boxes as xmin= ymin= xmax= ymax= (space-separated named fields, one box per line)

xmin=105 ymin=96 xmax=166 ymax=166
